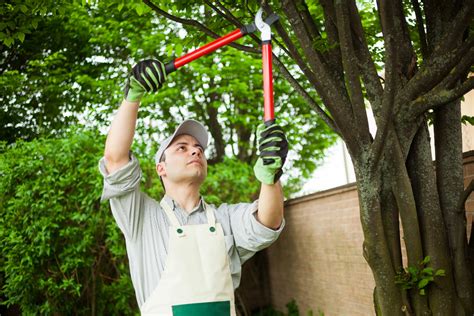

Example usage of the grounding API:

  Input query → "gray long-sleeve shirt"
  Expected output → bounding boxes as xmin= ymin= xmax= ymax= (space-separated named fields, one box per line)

xmin=98 ymin=154 xmax=285 ymax=307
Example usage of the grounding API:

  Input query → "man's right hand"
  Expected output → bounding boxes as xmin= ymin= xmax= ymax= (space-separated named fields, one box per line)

xmin=124 ymin=59 xmax=167 ymax=102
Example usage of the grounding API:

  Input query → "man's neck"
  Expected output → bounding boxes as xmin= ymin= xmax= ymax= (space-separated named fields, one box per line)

xmin=165 ymin=183 xmax=201 ymax=213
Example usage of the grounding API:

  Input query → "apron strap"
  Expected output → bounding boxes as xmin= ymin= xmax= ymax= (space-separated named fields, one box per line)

xmin=204 ymin=202 xmax=216 ymax=226
xmin=160 ymin=197 xmax=217 ymax=228
xmin=160 ymin=198 xmax=181 ymax=227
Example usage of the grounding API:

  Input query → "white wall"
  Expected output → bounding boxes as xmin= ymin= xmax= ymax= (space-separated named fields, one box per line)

xmin=300 ymin=91 xmax=473 ymax=195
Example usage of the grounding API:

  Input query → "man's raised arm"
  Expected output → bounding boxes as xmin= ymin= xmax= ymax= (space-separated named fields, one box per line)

xmin=104 ymin=59 xmax=167 ymax=174
xmin=253 ymin=123 xmax=289 ymax=229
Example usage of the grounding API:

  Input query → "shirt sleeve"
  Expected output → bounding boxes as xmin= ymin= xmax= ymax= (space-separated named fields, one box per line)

xmin=98 ymin=154 xmax=145 ymax=241
xmin=224 ymin=200 xmax=285 ymax=264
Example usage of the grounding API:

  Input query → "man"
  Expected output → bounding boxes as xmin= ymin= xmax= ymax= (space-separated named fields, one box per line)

xmin=99 ymin=59 xmax=289 ymax=315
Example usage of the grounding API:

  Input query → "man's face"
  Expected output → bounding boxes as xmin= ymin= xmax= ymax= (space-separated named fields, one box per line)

xmin=156 ymin=134 xmax=207 ymax=187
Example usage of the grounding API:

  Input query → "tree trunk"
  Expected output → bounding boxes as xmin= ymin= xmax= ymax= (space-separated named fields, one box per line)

xmin=353 ymin=119 xmax=472 ymax=314
xmin=434 ymin=100 xmax=473 ymax=313
xmin=354 ymin=158 xmax=405 ymax=315
xmin=406 ymin=120 xmax=460 ymax=314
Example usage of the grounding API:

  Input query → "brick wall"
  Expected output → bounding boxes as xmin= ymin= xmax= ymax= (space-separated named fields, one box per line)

xmin=257 ymin=151 xmax=474 ymax=315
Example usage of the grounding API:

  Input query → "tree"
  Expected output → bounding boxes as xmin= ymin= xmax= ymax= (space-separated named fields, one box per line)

xmin=139 ymin=0 xmax=474 ymax=314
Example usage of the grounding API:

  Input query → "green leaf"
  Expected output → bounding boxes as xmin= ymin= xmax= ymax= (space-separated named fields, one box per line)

xmin=117 ymin=3 xmax=124 ymax=12
xmin=418 ymin=278 xmax=429 ymax=289
xmin=175 ymin=43 xmax=183 ymax=56
xmin=4 ymin=36 xmax=14 ymax=46
xmin=435 ymin=269 xmax=446 ymax=277
xmin=17 ymin=32 xmax=25 ymax=42
xmin=407 ymin=266 xmax=418 ymax=276
xmin=421 ymin=256 xmax=430 ymax=265
xmin=421 ymin=267 xmax=433 ymax=276
xmin=135 ymin=4 xmax=145 ymax=16
xmin=461 ymin=115 xmax=474 ymax=126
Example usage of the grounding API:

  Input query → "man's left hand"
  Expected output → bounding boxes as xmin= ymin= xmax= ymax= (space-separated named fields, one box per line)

xmin=253 ymin=121 xmax=289 ymax=185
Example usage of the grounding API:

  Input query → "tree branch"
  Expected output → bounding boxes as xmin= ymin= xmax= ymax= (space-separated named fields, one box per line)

xmin=438 ymin=46 xmax=474 ymax=90
xmin=370 ymin=1 xmax=398 ymax=168
xmin=401 ymin=36 xmax=474 ymax=104
xmin=319 ymin=0 xmax=344 ymax=74
xmin=208 ymin=0 xmax=244 ymax=29
xmin=410 ymin=0 xmax=429 ymax=58
xmin=335 ymin=0 xmax=371 ymax=143
xmin=281 ymin=0 xmax=355 ymax=142
xmin=348 ymin=1 xmax=383 ymax=119
xmin=261 ymin=4 xmax=313 ymax=79
xmin=142 ymin=0 xmax=259 ymax=54
xmin=411 ymin=76 xmax=474 ymax=114
xmin=295 ymin=0 xmax=342 ymax=73
xmin=261 ymin=5 xmax=334 ymax=101
xmin=437 ymin=0 xmax=474 ymax=55
xmin=271 ymin=54 xmax=341 ymax=136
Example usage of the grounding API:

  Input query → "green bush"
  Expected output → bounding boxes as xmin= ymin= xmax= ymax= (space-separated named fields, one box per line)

xmin=0 ymin=130 xmax=137 ymax=315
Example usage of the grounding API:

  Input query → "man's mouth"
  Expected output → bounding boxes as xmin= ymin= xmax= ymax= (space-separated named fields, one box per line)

xmin=188 ymin=160 xmax=202 ymax=166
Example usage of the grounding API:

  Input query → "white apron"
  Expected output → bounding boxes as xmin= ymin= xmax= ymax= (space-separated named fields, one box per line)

xmin=140 ymin=198 xmax=236 ymax=316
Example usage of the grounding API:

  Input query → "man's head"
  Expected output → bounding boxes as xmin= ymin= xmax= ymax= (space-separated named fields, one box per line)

xmin=155 ymin=120 xmax=208 ymax=191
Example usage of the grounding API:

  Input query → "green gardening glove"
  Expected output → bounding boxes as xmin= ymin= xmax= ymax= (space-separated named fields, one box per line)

xmin=253 ymin=121 xmax=289 ymax=185
xmin=124 ymin=59 xmax=167 ymax=102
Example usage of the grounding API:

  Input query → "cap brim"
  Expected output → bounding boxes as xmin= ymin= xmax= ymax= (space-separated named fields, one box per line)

xmin=155 ymin=119 xmax=208 ymax=164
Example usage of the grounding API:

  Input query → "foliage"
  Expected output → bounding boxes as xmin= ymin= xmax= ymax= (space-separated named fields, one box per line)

xmin=0 ymin=2 xmax=146 ymax=143
xmin=0 ymin=1 xmax=336 ymax=193
xmin=0 ymin=130 xmax=137 ymax=314
xmin=0 ymin=1 xmax=70 ymax=48
xmin=395 ymin=256 xmax=446 ymax=296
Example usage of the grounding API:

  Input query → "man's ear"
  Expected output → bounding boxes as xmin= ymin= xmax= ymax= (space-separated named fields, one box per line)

xmin=156 ymin=162 xmax=166 ymax=177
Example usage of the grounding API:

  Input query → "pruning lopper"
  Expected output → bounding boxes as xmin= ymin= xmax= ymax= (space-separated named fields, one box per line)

xmin=164 ymin=9 xmax=279 ymax=125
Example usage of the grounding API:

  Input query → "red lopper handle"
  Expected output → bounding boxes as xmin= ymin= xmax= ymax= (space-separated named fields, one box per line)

xmin=165 ymin=29 xmax=244 ymax=75
xmin=262 ymin=41 xmax=274 ymax=125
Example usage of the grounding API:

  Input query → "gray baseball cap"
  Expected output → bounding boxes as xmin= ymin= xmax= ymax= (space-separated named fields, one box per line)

xmin=155 ymin=119 xmax=208 ymax=164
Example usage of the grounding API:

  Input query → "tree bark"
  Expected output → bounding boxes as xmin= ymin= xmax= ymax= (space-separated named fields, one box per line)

xmin=434 ymin=100 xmax=473 ymax=313
xmin=354 ymin=159 xmax=405 ymax=315
xmin=406 ymin=121 xmax=459 ymax=314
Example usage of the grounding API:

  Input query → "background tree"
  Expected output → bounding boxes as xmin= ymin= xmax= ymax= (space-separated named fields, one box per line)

xmin=136 ymin=0 xmax=474 ymax=315
xmin=0 ymin=1 xmax=335 ymax=192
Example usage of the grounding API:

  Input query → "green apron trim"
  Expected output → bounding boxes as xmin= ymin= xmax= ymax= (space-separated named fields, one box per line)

xmin=172 ymin=300 xmax=231 ymax=316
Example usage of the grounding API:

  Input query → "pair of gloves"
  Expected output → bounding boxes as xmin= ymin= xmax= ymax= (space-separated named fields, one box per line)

xmin=124 ymin=59 xmax=288 ymax=185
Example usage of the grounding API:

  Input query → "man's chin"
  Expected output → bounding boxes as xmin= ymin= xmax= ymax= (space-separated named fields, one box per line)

xmin=188 ymin=171 xmax=207 ymax=183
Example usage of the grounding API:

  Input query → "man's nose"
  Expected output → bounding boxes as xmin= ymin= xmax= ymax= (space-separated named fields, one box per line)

xmin=191 ymin=148 xmax=201 ymax=156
